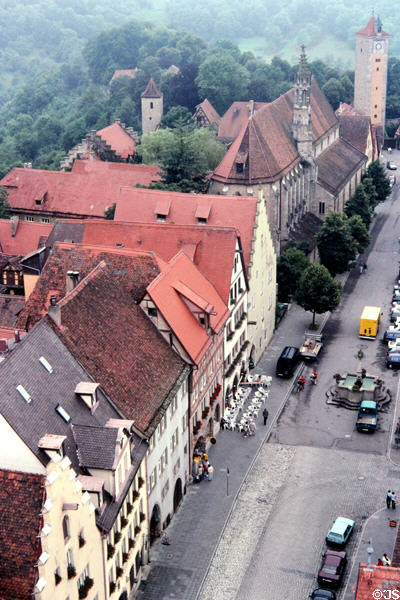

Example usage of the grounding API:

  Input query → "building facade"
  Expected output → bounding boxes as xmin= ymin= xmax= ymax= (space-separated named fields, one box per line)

xmin=141 ymin=79 xmax=163 ymax=135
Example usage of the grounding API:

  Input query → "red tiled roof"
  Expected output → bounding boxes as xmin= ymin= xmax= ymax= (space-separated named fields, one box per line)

xmin=96 ymin=123 xmax=135 ymax=159
xmin=356 ymin=564 xmax=400 ymax=599
xmin=77 ymin=220 xmax=239 ymax=304
xmin=356 ymin=16 xmax=389 ymax=37
xmin=0 ymin=469 xmax=44 ymax=599
xmin=0 ymin=161 xmax=161 ymax=219
xmin=0 ymin=326 xmax=19 ymax=340
xmin=113 ymin=187 xmax=258 ymax=276
xmin=0 ymin=218 xmax=51 ymax=256
xmin=110 ymin=68 xmax=138 ymax=84
xmin=218 ymin=101 xmax=266 ymax=143
xmin=0 ymin=295 xmax=25 ymax=328
xmin=213 ymin=78 xmax=337 ymax=185
xmin=336 ymin=102 xmax=357 ymax=116
xmin=147 ymin=251 xmax=229 ymax=364
xmin=42 ymin=248 xmax=187 ymax=432
xmin=16 ymin=242 xmax=162 ymax=330
xmin=317 ymin=137 xmax=367 ymax=195
xmin=339 ymin=114 xmax=372 ymax=155
xmin=141 ymin=78 xmax=162 ymax=98
xmin=195 ymin=99 xmax=221 ymax=126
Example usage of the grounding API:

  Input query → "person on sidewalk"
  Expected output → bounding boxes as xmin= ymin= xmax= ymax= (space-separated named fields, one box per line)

xmin=207 ymin=465 xmax=214 ymax=481
xmin=387 ymin=490 xmax=393 ymax=509
xmin=382 ymin=553 xmax=391 ymax=566
xmin=263 ymin=408 xmax=269 ymax=425
xmin=249 ymin=421 xmax=256 ymax=436
xmin=392 ymin=491 xmax=397 ymax=509
xmin=310 ymin=370 xmax=318 ymax=385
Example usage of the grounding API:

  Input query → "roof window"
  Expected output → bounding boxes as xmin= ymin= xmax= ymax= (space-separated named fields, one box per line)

xmin=16 ymin=384 xmax=31 ymax=403
xmin=39 ymin=356 xmax=53 ymax=373
xmin=55 ymin=404 xmax=71 ymax=423
xmin=197 ymin=217 xmax=207 ymax=225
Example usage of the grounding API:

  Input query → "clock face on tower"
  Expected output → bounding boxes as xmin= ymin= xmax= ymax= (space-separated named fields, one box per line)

xmin=374 ymin=40 xmax=385 ymax=54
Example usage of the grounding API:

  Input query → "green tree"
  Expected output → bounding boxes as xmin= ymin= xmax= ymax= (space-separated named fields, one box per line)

xmin=367 ymin=160 xmax=392 ymax=203
xmin=0 ymin=187 xmax=11 ymax=219
xmin=277 ymin=247 xmax=309 ymax=302
xmin=295 ymin=264 xmax=342 ymax=328
xmin=344 ymin=184 xmax=371 ymax=227
xmin=361 ymin=176 xmax=379 ymax=211
xmin=347 ymin=215 xmax=370 ymax=253
xmin=317 ymin=212 xmax=357 ymax=275
xmin=321 ymin=77 xmax=345 ymax=110
xmin=196 ymin=53 xmax=250 ymax=114
xmin=161 ymin=106 xmax=192 ymax=128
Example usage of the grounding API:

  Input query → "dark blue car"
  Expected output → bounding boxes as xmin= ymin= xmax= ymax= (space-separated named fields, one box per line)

xmin=387 ymin=352 xmax=400 ymax=369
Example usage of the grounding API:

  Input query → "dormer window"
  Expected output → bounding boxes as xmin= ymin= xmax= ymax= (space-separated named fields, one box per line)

xmin=199 ymin=316 xmax=206 ymax=326
xmin=75 ymin=382 xmax=99 ymax=412
xmin=236 ymin=162 xmax=244 ymax=174
xmin=197 ymin=217 xmax=207 ymax=225
xmin=157 ymin=214 xmax=166 ymax=222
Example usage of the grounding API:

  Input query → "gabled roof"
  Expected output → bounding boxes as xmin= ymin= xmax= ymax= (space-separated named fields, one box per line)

xmin=0 ymin=318 xmax=120 ymax=472
xmin=0 ymin=469 xmax=44 ymax=600
xmin=26 ymin=244 xmax=188 ymax=432
xmin=195 ymin=99 xmax=221 ymax=126
xmin=355 ymin=564 xmax=400 ymax=599
xmin=72 ymin=424 xmax=119 ymax=470
xmin=356 ymin=15 xmax=389 ymax=37
xmin=141 ymin=78 xmax=162 ymax=98
xmin=96 ymin=122 xmax=136 ymax=159
xmin=110 ymin=68 xmax=139 ymax=84
xmin=0 ymin=161 xmax=161 ymax=219
xmin=213 ymin=78 xmax=338 ymax=185
xmin=218 ymin=101 xmax=266 ymax=143
xmin=317 ymin=137 xmax=367 ymax=195
xmin=0 ymin=294 xmax=25 ymax=328
xmin=0 ymin=253 xmax=23 ymax=271
xmin=49 ymin=220 xmax=240 ymax=305
xmin=338 ymin=114 xmax=372 ymax=155
xmin=113 ymin=187 xmax=258 ymax=276
xmin=0 ymin=218 xmax=51 ymax=256
xmin=147 ymin=251 xmax=229 ymax=365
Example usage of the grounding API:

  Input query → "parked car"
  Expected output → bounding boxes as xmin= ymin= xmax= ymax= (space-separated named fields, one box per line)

xmin=387 ymin=352 xmax=400 ymax=369
xmin=387 ymin=161 xmax=397 ymax=170
xmin=391 ymin=308 xmax=400 ymax=323
xmin=317 ymin=550 xmax=347 ymax=588
xmin=326 ymin=517 xmax=354 ymax=548
xmin=276 ymin=346 xmax=300 ymax=377
xmin=384 ymin=329 xmax=400 ymax=342
xmin=309 ymin=590 xmax=336 ymax=600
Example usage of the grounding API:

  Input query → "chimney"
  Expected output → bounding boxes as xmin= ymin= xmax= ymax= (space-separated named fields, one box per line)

xmin=0 ymin=339 xmax=7 ymax=352
xmin=48 ymin=297 xmax=61 ymax=326
xmin=10 ymin=216 xmax=19 ymax=238
xmin=66 ymin=271 xmax=80 ymax=294
xmin=14 ymin=330 xmax=20 ymax=343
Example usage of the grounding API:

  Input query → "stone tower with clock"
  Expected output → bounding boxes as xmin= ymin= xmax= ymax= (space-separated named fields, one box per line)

xmin=353 ymin=15 xmax=389 ymax=129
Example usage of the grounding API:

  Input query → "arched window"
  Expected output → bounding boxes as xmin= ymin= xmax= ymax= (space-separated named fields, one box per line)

xmin=62 ymin=515 xmax=70 ymax=540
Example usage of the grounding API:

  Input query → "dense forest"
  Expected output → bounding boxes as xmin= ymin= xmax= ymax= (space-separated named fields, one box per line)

xmin=0 ymin=3 xmax=399 ymax=179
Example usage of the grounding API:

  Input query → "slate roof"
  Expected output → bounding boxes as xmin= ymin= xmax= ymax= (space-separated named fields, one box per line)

xmin=0 ymin=318 xmax=121 ymax=472
xmin=49 ymin=220 xmax=240 ymax=305
xmin=72 ymin=424 xmax=119 ymax=469
xmin=141 ymin=78 xmax=162 ymax=98
xmin=338 ymin=114 xmax=371 ymax=155
xmin=0 ymin=254 xmax=22 ymax=271
xmin=213 ymin=78 xmax=338 ymax=184
xmin=316 ymin=138 xmax=367 ymax=195
xmin=30 ymin=244 xmax=188 ymax=433
xmin=113 ymin=187 xmax=258 ymax=276
xmin=16 ymin=243 xmax=162 ymax=330
xmin=147 ymin=251 xmax=229 ymax=364
xmin=0 ymin=161 xmax=161 ymax=219
xmin=0 ymin=294 xmax=25 ymax=328
xmin=96 ymin=122 xmax=136 ymax=159
xmin=0 ymin=469 xmax=44 ymax=600
xmin=0 ymin=218 xmax=51 ymax=256
xmin=355 ymin=564 xmax=400 ymax=600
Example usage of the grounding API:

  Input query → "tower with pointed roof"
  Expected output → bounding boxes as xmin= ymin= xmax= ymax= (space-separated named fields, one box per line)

xmin=141 ymin=78 xmax=163 ymax=135
xmin=292 ymin=46 xmax=313 ymax=160
xmin=354 ymin=15 xmax=389 ymax=130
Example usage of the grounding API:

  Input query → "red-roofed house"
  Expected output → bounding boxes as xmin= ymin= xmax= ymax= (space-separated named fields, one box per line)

xmin=0 ymin=160 xmax=161 ymax=223
xmin=112 ymin=186 xmax=275 ymax=364
xmin=0 ymin=217 xmax=51 ymax=255
xmin=193 ymin=99 xmax=221 ymax=129
xmin=355 ymin=564 xmax=400 ymax=599
xmin=209 ymin=50 xmax=367 ymax=251
xmin=60 ymin=120 xmax=138 ymax=170
xmin=143 ymin=251 xmax=229 ymax=457
xmin=109 ymin=68 xmax=139 ymax=84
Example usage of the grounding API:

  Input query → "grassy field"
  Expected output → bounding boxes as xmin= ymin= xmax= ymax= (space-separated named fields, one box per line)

xmin=239 ymin=34 xmax=354 ymax=69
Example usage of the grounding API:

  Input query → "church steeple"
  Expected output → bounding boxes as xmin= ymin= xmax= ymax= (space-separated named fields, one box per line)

xmin=292 ymin=46 xmax=313 ymax=160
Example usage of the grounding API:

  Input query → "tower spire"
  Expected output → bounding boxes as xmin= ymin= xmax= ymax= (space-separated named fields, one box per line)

xmin=292 ymin=45 xmax=313 ymax=160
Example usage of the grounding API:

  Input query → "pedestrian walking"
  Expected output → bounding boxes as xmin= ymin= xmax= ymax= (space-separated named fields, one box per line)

xmin=387 ymin=490 xmax=393 ymax=509
xmin=392 ymin=491 xmax=397 ymax=509
xmin=207 ymin=465 xmax=214 ymax=481
xmin=310 ymin=370 xmax=318 ymax=385
xmin=382 ymin=553 xmax=392 ymax=566
xmin=263 ymin=408 xmax=269 ymax=425
xmin=363 ymin=262 xmax=368 ymax=273
xmin=161 ymin=530 xmax=170 ymax=545
xmin=249 ymin=421 xmax=256 ymax=436
xmin=359 ymin=262 xmax=364 ymax=274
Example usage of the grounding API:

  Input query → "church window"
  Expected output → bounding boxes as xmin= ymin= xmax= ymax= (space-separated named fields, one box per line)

xmin=376 ymin=67 xmax=379 ymax=71
xmin=374 ymin=114 xmax=378 ymax=119
xmin=150 ymin=102 xmax=154 ymax=109
xmin=319 ymin=202 xmax=325 ymax=215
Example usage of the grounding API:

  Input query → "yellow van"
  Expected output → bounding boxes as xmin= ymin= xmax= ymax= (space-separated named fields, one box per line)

xmin=359 ymin=306 xmax=381 ymax=339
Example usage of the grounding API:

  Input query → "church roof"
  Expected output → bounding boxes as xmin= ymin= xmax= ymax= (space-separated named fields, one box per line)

xmin=141 ymin=78 xmax=162 ymax=99
xmin=316 ymin=138 xmax=366 ymax=195
xmin=338 ymin=114 xmax=372 ymax=156
xmin=356 ymin=15 xmax=389 ymax=37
